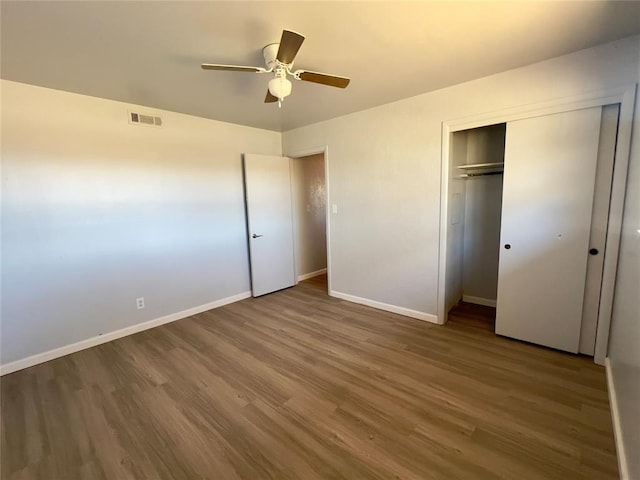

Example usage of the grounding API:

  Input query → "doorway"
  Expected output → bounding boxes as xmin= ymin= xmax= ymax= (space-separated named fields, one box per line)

xmin=291 ymin=153 xmax=328 ymax=292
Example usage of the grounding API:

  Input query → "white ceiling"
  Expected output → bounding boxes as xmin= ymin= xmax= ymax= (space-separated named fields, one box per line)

xmin=2 ymin=1 xmax=640 ymax=132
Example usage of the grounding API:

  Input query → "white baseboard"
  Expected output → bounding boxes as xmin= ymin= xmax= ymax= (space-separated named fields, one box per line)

xmin=330 ymin=290 xmax=438 ymax=324
xmin=298 ymin=268 xmax=327 ymax=282
xmin=462 ymin=295 xmax=497 ymax=308
xmin=605 ymin=358 xmax=629 ymax=480
xmin=0 ymin=291 xmax=251 ymax=376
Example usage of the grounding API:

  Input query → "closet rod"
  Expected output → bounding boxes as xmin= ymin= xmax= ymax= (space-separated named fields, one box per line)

xmin=459 ymin=171 xmax=503 ymax=179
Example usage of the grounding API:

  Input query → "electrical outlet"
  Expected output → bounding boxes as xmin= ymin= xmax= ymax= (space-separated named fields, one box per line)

xmin=136 ymin=297 xmax=145 ymax=309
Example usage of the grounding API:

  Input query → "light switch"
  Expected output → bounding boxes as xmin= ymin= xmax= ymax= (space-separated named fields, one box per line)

xmin=332 ymin=204 xmax=338 ymax=214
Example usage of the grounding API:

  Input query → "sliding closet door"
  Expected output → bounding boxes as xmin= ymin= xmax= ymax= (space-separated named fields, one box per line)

xmin=495 ymin=107 xmax=602 ymax=353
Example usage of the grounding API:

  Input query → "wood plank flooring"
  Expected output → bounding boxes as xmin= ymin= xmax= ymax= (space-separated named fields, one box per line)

xmin=1 ymin=275 xmax=618 ymax=479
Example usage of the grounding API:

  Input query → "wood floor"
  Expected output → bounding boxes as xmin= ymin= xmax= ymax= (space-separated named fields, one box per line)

xmin=1 ymin=275 xmax=618 ymax=479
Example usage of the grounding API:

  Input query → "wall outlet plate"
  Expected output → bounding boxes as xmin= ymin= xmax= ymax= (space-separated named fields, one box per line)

xmin=136 ymin=297 xmax=145 ymax=309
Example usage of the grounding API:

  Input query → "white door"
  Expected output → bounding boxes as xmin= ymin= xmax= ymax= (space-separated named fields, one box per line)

xmin=243 ymin=154 xmax=296 ymax=297
xmin=495 ymin=107 xmax=602 ymax=353
xmin=579 ymin=104 xmax=619 ymax=354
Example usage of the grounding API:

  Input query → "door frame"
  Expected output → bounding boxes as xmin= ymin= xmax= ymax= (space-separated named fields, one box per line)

xmin=284 ymin=145 xmax=332 ymax=293
xmin=437 ymin=84 xmax=636 ymax=365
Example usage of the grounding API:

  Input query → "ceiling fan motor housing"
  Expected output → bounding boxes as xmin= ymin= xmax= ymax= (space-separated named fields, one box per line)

xmin=262 ymin=43 xmax=280 ymax=69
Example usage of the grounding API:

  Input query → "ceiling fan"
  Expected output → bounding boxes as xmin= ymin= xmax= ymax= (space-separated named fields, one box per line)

xmin=201 ymin=29 xmax=350 ymax=107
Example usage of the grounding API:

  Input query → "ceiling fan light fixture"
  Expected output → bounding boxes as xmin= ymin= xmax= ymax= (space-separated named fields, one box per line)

xmin=268 ymin=76 xmax=292 ymax=102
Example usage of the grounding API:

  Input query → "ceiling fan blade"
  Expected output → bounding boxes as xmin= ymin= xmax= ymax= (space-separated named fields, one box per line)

xmin=276 ymin=30 xmax=305 ymax=64
xmin=201 ymin=64 xmax=264 ymax=73
xmin=265 ymin=90 xmax=278 ymax=103
xmin=297 ymin=70 xmax=350 ymax=88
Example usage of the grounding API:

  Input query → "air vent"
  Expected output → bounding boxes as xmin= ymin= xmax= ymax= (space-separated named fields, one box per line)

xmin=128 ymin=111 xmax=162 ymax=127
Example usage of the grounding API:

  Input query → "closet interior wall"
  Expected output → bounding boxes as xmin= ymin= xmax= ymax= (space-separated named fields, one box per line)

xmin=445 ymin=124 xmax=506 ymax=312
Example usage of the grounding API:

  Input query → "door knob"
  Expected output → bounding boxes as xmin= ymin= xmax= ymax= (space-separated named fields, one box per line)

xmin=504 ymin=244 xmax=511 ymax=250
xmin=589 ymin=248 xmax=599 ymax=255
xmin=252 ymin=234 xmax=263 ymax=239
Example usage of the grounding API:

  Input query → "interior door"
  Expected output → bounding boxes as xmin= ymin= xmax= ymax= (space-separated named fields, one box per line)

xmin=495 ymin=107 xmax=602 ymax=353
xmin=579 ymin=104 xmax=619 ymax=354
xmin=243 ymin=154 xmax=296 ymax=297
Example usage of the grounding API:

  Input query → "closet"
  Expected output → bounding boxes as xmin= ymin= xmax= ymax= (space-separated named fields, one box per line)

xmin=445 ymin=105 xmax=620 ymax=356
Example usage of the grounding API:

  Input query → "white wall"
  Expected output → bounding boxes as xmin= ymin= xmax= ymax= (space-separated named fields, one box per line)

xmin=292 ymin=154 xmax=327 ymax=279
xmin=606 ymin=47 xmax=640 ymax=478
xmin=282 ymin=35 xmax=640 ymax=320
xmin=462 ymin=125 xmax=505 ymax=304
xmin=0 ymin=80 xmax=281 ymax=366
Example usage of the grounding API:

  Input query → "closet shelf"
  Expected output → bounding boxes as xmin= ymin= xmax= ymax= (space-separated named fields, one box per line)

xmin=457 ymin=162 xmax=504 ymax=170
